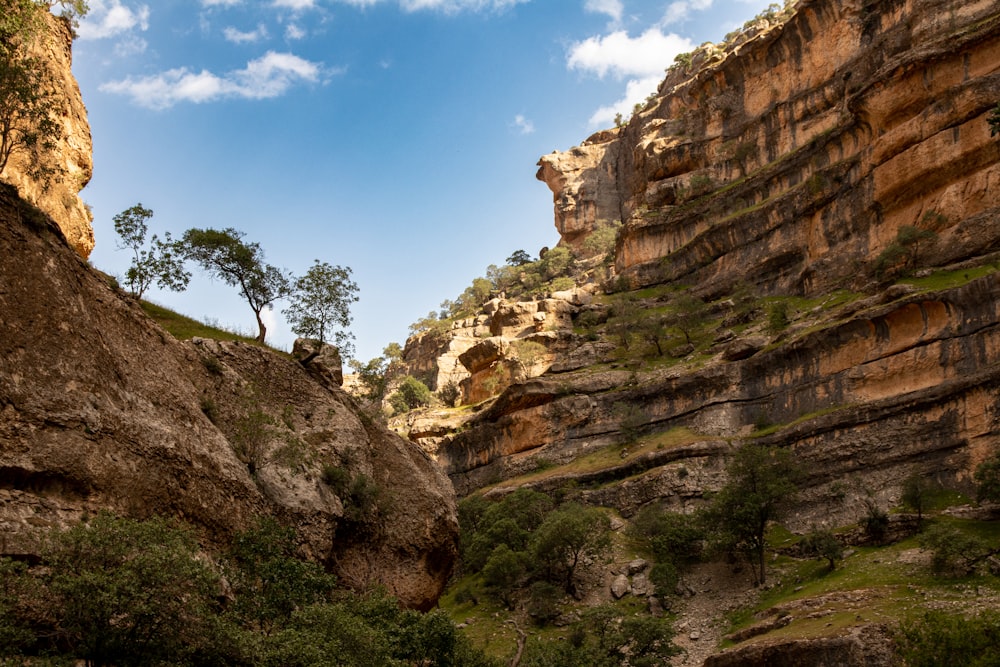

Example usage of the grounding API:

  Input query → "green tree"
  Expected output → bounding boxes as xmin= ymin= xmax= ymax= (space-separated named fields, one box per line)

xmin=111 ymin=203 xmax=190 ymax=300
xmin=530 ymin=503 xmax=611 ymax=595
xmin=704 ymin=443 xmax=799 ymax=585
xmin=801 ymin=528 xmax=843 ymax=571
xmin=481 ymin=544 xmax=526 ymax=608
xmin=901 ymin=473 xmax=932 ymax=527
xmin=44 ymin=512 xmax=222 ymax=667
xmin=180 ymin=227 xmax=292 ymax=343
xmin=0 ymin=49 xmax=60 ymax=181
xmin=388 ymin=375 xmax=433 ymax=414
xmin=225 ymin=517 xmax=336 ymax=637
xmin=282 ymin=259 xmax=359 ymax=356
xmin=666 ymin=292 xmax=709 ymax=345
xmin=0 ymin=558 xmax=36 ymax=656
xmin=975 ymin=450 xmax=1000 ymax=503
xmin=507 ymin=249 xmax=533 ymax=266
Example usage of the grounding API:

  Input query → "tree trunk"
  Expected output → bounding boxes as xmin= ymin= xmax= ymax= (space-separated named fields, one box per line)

xmin=254 ymin=309 xmax=267 ymax=343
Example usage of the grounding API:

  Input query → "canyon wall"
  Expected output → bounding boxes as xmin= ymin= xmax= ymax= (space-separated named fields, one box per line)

xmin=0 ymin=185 xmax=457 ymax=609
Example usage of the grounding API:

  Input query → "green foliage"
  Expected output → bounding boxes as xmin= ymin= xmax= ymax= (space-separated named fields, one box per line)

xmin=767 ymin=300 xmax=790 ymax=333
xmin=348 ymin=342 xmax=404 ymax=409
xmin=180 ymin=227 xmax=292 ymax=343
xmin=521 ymin=604 xmax=679 ymax=666
xmin=896 ymin=610 xmax=1000 ymax=667
xmin=230 ymin=406 xmax=277 ymax=477
xmin=438 ymin=380 xmax=461 ymax=407
xmin=630 ymin=506 xmax=705 ymax=566
xmin=800 ymin=528 xmax=844 ymax=571
xmin=861 ymin=497 xmax=890 ymax=545
xmin=525 ymin=581 xmax=562 ymax=626
xmin=282 ymin=260 xmax=358 ymax=356
xmin=703 ymin=443 xmax=799 ymax=585
xmin=44 ymin=512 xmax=223 ymax=666
xmin=901 ymin=473 xmax=932 ymax=525
xmin=506 ymin=249 xmax=533 ymax=266
xmin=0 ymin=45 xmax=61 ymax=183
xmin=389 ymin=375 xmax=433 ymax=414
xmin=581 ymin=219 xmax=621 ymax=261
xmin=112 ymin=203 xmax=190 ymax=300
xmin=874 ymin=224 xmax=938 ymax=280
xmin=666 ymin=291 xmax=710 ymax=345
xmin=226 ymin=517 xmax=337 ymax=636
xmin=0 ymin=558 xmax=36 ymax=655
xmin=988 ymin=103 xmax=1000 ymax=138
xmin=530 ymin=503 xmax=611 ymax=595
xmin=920 ymin=523 xmax=1000 ymax=577
xmin=481 ymin=544 xmax=526 ymax=608
xmin=975 ymin=450 xmax=1000 ymax=503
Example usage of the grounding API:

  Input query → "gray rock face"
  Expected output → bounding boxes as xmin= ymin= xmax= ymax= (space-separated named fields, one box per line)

xmin=0 ymin=185 xmax=458 ymax=610
xmin=292 ymin=337 xmax=344 ymax=387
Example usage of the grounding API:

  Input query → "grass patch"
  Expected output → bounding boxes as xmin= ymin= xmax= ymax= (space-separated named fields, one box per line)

xmin=141 ymin=301 xmax=264 ymax=346
xmin=749 ymin=404 xmax=852 ymax=438
xmin=901 ymin=263 xmax=999 ymax=292
xmin=485 ymin=427 xmax=706 ymax=491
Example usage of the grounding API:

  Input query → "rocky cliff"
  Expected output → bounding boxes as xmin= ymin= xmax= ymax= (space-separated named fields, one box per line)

xmin=388 ymin=0 xmax=1000 ymax=637
xmin=1 ymin=11 xmax=93 ymax=258
xmin=0 ymin=184 xmax=457 ymax=609
xmin=538 ymin=0 xmax=1000 ymax=298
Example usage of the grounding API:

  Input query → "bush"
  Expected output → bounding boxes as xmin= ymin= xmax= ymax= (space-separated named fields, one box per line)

xmin=389 ymin=375 xmax=433 ymax=414
xmin=896 ymin=610 xmax=1000 ymax=667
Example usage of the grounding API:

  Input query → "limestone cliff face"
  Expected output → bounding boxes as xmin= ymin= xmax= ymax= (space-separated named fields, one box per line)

xmin=2 ymin=13 xmax=93 ymax=258
xmin=538 ymin=0 xmax=1000 ymax=297
xmin=0 ymin=186 xmax=457 ymax=610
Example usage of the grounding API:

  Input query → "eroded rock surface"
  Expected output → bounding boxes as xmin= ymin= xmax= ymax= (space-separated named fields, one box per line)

xmin=0 ymin=186 xmax=457 ymax=610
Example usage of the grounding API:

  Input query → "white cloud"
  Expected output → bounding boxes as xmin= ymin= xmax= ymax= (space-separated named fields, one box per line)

xmin=201 ymin=0 xmax=242 ymax=6
xmin=100 ymin=51 xmax=325 ymax=109
xmin=512 ymin=114 xmax=535 ymax=135
xmin=660 ymin=0 xmax=713 ymax=26
xmin=567 ymin=28 xmax=693 ymax=79
xmin=77 ymin=0 xmax=150 ymax=41
xmin=224 ymin=24 xmax=269 ymax=43
xmin=334 ymin=0 xmax=528 ymax=12
xmin=273 ymin=0 xmax=318 ymax=9
xmin=586 ymin=74 xmax=661 ymax=128
xmin=285 ymin=23 xmax=307 ymax=39
xmin=584 ymin=0 xmax=622 ymax=22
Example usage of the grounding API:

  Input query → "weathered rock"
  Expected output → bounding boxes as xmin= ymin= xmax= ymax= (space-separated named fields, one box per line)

xmin=706 ymin=624 xmax=900 ymax=667
xmin=610 ymin=574 xmax=630 ymax=599
xmin=292 ymin=337 xmax=344 ymax=388
xmin=0 ymin=185 xmax=457 ymax=610
xmin=721 ymin=336 xmax=768 ymax=361
xmin=3 ymin=13 xmax=93 ymax=258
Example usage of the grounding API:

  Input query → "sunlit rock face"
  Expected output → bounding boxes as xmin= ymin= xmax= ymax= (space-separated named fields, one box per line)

xmin=3 ymin=12 xmax=93 ymax=258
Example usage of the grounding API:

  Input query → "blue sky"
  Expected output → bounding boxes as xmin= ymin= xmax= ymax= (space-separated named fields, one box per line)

xmin=74 ymin=0 xmax=778 ymax=363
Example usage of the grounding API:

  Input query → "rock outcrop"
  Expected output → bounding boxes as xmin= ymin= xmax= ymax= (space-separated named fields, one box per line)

xmin=0 ymin=185 xmax=457 ymax=609
xmin=1 ymin=12 xmax=93 ymax=258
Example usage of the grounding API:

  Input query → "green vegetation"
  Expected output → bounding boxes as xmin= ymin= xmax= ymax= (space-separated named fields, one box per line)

xmin=0 ymin=513 xmax=496 ymax=666
xmin=389 ymin=375 xmax=434 ymax=415
xmin=897 ymin=610 xmax=1000 ymax=667
xmin=112 ymin=203 xmax=190 ymax=300
xmin=282 ymin=259 xmax=358 ymax=356
xmin=874 ymin=223 xmax=939 ymax=281
xmin=703 ymin=442 xmax=800 ymax=585
xmin=140 ymin=300 xmax=260 ymax=345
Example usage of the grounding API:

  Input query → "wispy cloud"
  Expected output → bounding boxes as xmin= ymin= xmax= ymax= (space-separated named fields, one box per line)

xmin=77 ymin=0 xmax=150 ymax=41
xmin=660 ymin=0 xmax=713 ymax=26
xmin=100 ymin=51 xmax=327 ymax=109
xmin=273 ymin=0 xmax=319 ymax=9
xmin=223 ymin=24 xmax=270 ymax=43
xmin=512 ymin=114 xmax=535 ymax=135
xmin=201 ymin=0 xmax=242 ymax=6
xmin=285 ymin=23 xmax=307 ymax=39
xmin=584 ymin=0 xmax=622 ymax=23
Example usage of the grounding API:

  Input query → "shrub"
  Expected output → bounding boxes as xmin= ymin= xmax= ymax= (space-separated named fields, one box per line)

xmin=389 ymin=376 xmax=433 ymax=414
xmin=896 ymin=610 xmax=1000 ymax=667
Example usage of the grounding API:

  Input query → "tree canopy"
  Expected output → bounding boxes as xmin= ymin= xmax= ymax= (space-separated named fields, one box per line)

xmin=282 ymin=259 xmax=358 ymax=356
xmin=180 ymin=227 xmax=291 ymax=343
xmin=112 ymin=203 xmax=190 ymax=300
